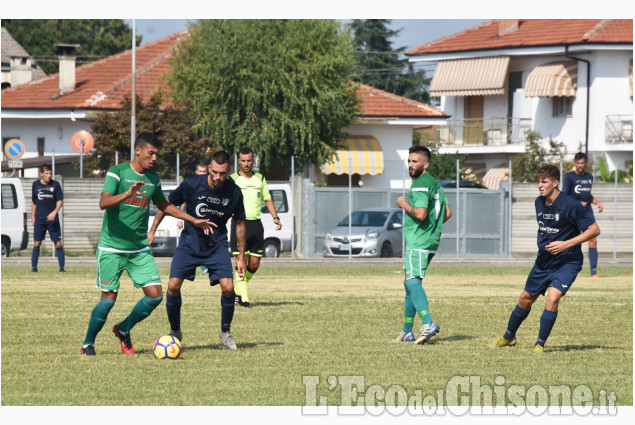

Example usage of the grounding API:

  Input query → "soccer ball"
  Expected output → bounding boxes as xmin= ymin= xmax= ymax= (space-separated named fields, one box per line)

xmin=153 ymin=335 xmax=182 ymax=360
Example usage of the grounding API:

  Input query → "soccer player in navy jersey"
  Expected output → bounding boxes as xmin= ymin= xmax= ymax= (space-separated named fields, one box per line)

xmin=561 ymin=152 xmax=603 ymax=277
xmin=148 ymin=150 xmax=247 ymax=350
xmin=495 ymin=165 xmax=600 ymax=353
xmin=31 ymin=164 xmax=65 ymax=272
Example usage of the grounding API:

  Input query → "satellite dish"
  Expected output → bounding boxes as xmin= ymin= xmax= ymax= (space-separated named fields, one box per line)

xmin=71 ymin=131 xmax=94 ymax=153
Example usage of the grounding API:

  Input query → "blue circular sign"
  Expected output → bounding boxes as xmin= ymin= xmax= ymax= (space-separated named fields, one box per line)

xmin=4 ymin=139 xmax=25 ymax=160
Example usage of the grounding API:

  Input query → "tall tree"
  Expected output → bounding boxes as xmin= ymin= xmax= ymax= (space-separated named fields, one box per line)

xmin=2 ymin=19 xmax=139 ymax=75
xmin=168 ymin=19 xmax=361 ymax=169
xmin=348 ymin=19 xmax=430 ymax=103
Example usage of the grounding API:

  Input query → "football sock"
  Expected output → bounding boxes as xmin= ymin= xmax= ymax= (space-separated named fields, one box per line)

xmin=118 ymin=295 xmax=163 ymax=334
xmin=83 ymin=297 xmax=116 ymax=345
xmin=31 ymin=246 xmax=40 ymax=269
xmin=402 ymin=282 xmax=416 ymax=332
xmin=245 ymin=267 xmax=255 ymax=283
xmin=405 ymin=278 xmax=432 ymax=325
xmin=536 ymin=309 xmax=558 ymax=347
xmin=233 ymin=270 xmax=241 ymax=296
xmin=220 ymin=294 xmax=235 ymax=332
xmin=588 ymin=248 xmax=598 ymax=275
xmin=235 ymin=274 xmax=249 ymax=302
xmin=56 ymin=247 xmax=65 ymax=270
xmin=166 ymin=292 xmax=182 ymax=332
xmin=503 ymin=304 xmax=531 ymax=340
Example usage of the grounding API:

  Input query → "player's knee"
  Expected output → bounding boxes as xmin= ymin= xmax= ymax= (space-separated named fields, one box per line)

xmin=145 ymin=296 xmax=163 ymax=309
xmin=98 ymin=297 xmax=116 ymax=314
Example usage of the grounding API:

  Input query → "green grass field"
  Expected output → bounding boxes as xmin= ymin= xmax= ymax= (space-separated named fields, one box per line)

xmin=1 ymin=264 xmax=632 ymax=407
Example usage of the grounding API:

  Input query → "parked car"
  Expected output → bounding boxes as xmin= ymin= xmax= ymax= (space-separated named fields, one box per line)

xmin=323 ymin=208 xmax=403 ymax=258
xmin=439 ymin=179 xmax=487 ymax=189
xmin=148 ymin=182 xmax=296 ymax=258
xmin=1 ymin=177 xmax=29 ymax=257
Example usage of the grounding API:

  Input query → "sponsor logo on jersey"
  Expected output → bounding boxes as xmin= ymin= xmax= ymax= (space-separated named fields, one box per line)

xmin=574 ymin=185 xmax=591 ymax=193
xmin=124 ymin=196 xmax=150 ymax=208
xmin=222 ymin=198 xmax=229 ymax=206
xmin=37 ymin=190 xmax=55 ymax=200
xmin=195 ymin=203 xmax=224 ymax=218
xmin=543 ymin=214 xmax=554 ymax=219
xmin=100 ymin=280 xmax=111 ymax=286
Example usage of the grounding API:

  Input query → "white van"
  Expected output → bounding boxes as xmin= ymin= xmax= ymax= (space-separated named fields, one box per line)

xmin=147 ymin=182 xmax=296 ymax=257
xmin=1 ymin=177 xmax=29 ymax=257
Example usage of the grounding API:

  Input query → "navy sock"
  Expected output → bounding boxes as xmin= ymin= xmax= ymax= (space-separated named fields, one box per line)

xmin=166 ymin=292 xmax=182 ymax=332
xmin=503 ymin=305 xmax=531 ymax=340
xmin=220 ymin=294 xmax=235 ymax=332
xmin=31 ymin=246 xmax=40 ymax=269
xmin=588 ymin=248 xmax=598 ymax=275
xmin=56 ymin=247 xmax=65 ymax=269
xmin=536 ymin=309 xmax=558 ymax=347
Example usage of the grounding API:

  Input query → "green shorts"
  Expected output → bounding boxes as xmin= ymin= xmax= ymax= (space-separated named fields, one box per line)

xmin=95 ymin=248 xmax=161 ymax=292
xmin=403 ymin=249 xmax=436 ymax=280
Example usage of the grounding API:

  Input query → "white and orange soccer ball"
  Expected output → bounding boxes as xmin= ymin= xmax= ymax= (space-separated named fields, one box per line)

xmin=153 ymin=335 xmax=182 ymax=360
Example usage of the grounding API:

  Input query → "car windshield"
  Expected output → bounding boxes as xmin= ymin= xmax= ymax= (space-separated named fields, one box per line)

xmin=149 ymin=190 xmax=173 ymax=215
xmin=338 ymin=211 xmax=389 ymax=227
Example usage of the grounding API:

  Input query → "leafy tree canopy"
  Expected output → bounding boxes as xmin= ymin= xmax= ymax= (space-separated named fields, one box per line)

xmin=86 ymin=93 xmax=208 ymax=180
xmin=2 ymin=19 xmax=139 ymax=75
xmin=168 ymin=19 xmax=361 ymax=170
xmin=348 ymin=19 xmax=430 ymax=103
xmin=511 ymin=131 xmax=571 ymax=182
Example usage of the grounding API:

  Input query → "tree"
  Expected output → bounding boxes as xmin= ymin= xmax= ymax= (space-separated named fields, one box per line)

xmin=85 ymin=93 xmax=207 ymax=179
xmin=168 ymin=19 xmax=361 ymax=169
xmin=511 ymin=131 xmax=570 ymax=182
xmin=2 ymin=19 xmax=139 ymax=75
xmin=348 ymin=19 xmax=430 ymax=103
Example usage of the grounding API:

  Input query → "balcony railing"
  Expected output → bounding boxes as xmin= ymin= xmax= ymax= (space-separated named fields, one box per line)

xmin=434 ymin=117 xmax=531 ymax=147
xmin=605 ymin=115 xmax=633 ymax=144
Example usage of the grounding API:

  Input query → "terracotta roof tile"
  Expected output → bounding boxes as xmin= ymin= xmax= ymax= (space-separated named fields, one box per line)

xmin=2 ymin=29 xmax=444 ymax=119
xmin=408 ymin=19 xmax=633 ymax=56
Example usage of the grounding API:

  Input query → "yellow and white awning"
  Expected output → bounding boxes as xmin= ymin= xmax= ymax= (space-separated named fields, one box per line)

xmin=482 ymin=165 xmax=509 ymax=190
xmin=525 ymin=61 xmax=577 ymax=97
xmin=321 ymin=136 xmax=384 ymax=175
xmin=430 ymin=56 xmax=510 ymax=97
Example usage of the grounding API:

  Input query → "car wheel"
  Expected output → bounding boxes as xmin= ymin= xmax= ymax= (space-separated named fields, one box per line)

xmin=263 ymin=240 xmax=280 ymax=258
xmin=380 ymin=242 xmax=393 ymax=258
xmin=1 ymin=241 xmax=9 ymax=258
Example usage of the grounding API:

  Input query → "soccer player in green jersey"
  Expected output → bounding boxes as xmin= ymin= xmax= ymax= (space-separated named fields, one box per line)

xmin=229 ymin=147 xmax=282 ymax=308
xmin=81 ymin=133 xmax=213 ymax=356
xmin=395 ymin=146 xmax=452 ymax=345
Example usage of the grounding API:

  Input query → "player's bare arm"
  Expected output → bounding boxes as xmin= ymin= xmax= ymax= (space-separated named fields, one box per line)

xmin=265 ymin=199 xmax=282 ymax=231
xmin=235 ymin=218 xmax=247 ymax=279
xmin=31 ymin=202 xmax=36 ymax=225
xmin=443 ymin=204 xmax=452 ymax=223
xmin=545 ymin=222 xmax=601 ymax=255
xmin=47 ymin=200 xmax=63 ymax=222
xmin=592 ymin=196 xmax=603 ymax=213
xmin=396 ymin=196 xmax=428 ymax=221
xmin=157 ymin=200 xmax=216 ymax=235
xmin=99 ymin=180 xmax=146 ymax=210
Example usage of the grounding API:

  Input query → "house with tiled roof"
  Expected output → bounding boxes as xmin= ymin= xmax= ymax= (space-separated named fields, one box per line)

xmin=1 ymin=28 xmax=447 ymax=187
xmin=407 ymin=19 xmax=633 ymax=187
xmin=1 ymin=27 xmax=46 ymax=89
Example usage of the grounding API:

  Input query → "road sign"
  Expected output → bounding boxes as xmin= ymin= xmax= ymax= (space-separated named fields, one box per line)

xmin=7 ymin=160 xmax=23 ymax=168
xmin=71 ymin=131 xmax=94 ymax=153
xmin=4 ymin=139 xmax=25 ymax=160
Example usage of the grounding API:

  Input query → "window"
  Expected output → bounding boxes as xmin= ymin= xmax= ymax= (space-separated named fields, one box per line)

xmin=262 ymin=190 xmax=288 ymax=214
xmin=37 ymin=138 xmax=45 ymax=156
xmin=552 ymin=97 xmax=573 ymax=117
xmin=1 ymin=184 xmax=18 ymax=209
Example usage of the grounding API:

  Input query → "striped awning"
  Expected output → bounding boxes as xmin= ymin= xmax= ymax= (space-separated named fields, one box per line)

xmin=430 ymin=56 xmax=510 ymax=97
xmin=525 ymin=61 xmax=577 ymax=97
xmin=482 ymin=165 xmax=509 ymax=190
xmin=321 ymin=136 xmax=384 ymax=175
xmin=629 ymin=59 xmax=632 ymax=98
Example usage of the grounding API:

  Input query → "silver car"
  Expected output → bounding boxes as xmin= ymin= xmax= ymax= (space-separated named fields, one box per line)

xmin=323 ymin=208 xmax=403 ymax=258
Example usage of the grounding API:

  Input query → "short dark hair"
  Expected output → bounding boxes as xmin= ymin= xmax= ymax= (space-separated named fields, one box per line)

xmin=535 ymin=164 xmax=560 ymax=182
xmin=211 ymin=150 xmax=230 ymax=166
xmin=196 ymin=162 xmax=207 ymax=169
xmin=574 ymin=152 xmax=587 ymax=161
xmin=39 ymin=164 xmax=52 ymax=173
xmin=134 ymin=132 xmax=162 ymax=150
xmin=409 ymin=145 xmax=431 ymax=162
xmin=238 ymin=147 xmax=254 ymax=157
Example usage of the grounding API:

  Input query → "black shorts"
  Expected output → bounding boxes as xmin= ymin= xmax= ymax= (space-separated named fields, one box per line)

xmin=230 ymin=219 xmax=264 ymax=257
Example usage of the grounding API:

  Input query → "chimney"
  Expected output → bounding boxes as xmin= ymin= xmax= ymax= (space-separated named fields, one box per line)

xmin=9 ymin=56 xmax=33 ymax=86
xmin=498 ymin=19 xmax=519 ymax=37
xmin=56 ymin=44 xmax=80 ymax=94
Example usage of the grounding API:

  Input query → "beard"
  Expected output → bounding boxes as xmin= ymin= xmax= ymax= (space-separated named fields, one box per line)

xmin=409 ymin=166 xmax=424 ymax=179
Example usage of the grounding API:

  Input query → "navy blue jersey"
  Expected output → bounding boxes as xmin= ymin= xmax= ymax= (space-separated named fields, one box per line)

xmin=168 ymin=174 xmax=245 ymax=257
xmin=534 ymin=192 xmax=596 ymax=268
xmin=32 ymin=179 xmax=63 ymax=223
xmin=561 ymin=171 xmax=594 ymax=205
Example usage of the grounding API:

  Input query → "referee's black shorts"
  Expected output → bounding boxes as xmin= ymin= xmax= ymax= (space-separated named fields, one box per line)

xmin=230 ymin=219 xmax=264 ymax=257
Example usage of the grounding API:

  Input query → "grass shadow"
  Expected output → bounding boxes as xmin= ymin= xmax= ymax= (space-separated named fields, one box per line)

xmin=251 ymin=301 xmax=304 ymax=307
xmin=548 ymin=344 xmax=620 ymax=352
xmin=175 ymin=341 xmax=284 ymax=352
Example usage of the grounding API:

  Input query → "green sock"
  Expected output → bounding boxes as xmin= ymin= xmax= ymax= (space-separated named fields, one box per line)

xmin=405 ymin=278 xmax=432 ymax=325
xmin=403 ymin=282 xmax=416 ymax=332
xmin=118 ymin=296 xmax=163 ymax=334
xmin=245 ymin=268 xmax=255 ymax=283
xmin=84 ymin=297 xmax=116 ymax=345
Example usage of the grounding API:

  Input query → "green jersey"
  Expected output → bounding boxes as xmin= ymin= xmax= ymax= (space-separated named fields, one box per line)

xmin=230 ymin=171 xmax=271 ymax=220
xmin=404 ymin=173 xmax=448 ymax=252
xmin=98 ymin=163 xmax=166 ymax=251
